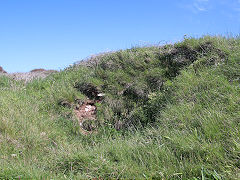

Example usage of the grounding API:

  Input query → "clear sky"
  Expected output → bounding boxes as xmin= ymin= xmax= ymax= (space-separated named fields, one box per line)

xmin=1 ymin=0 xmax=240 ymax=72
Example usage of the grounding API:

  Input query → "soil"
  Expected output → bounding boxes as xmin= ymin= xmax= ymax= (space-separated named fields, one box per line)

xmin=74 ymin=100 xmax=98 ymax=135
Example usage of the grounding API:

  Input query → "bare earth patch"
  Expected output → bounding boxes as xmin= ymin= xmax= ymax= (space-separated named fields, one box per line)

xmin=74 ymin=100 xmax=98 ymax=135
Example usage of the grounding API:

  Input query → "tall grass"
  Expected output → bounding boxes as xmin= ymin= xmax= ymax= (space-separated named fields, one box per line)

xmin=0 ymin=35 xmax=239 ymax=179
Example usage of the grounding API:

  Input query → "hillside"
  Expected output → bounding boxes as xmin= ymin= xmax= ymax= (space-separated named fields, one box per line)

xmin=0 ymin=68 xmax=57 ymax=83
xmin=0 ymin=36 xmax=239 ymax=179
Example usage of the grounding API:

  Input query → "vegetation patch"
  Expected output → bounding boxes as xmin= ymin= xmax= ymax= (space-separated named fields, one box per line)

xmin=0 ymin=36 xmax=239 ymax=179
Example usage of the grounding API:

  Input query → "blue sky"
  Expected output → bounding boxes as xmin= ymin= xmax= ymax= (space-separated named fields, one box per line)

xmin=1 ymin=0 xmax=240 ymax=72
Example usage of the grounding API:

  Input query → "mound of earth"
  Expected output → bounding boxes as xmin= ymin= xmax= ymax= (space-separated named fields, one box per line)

xmin=0 ymin=66 xmax=7 ymax=73
xmin=30 ymin=68 xmax=47 ymax=72
xmin=0 ymin=68 xmax=58 ymax=82
xmin=30 ymin=68 xmax=57 ymax=73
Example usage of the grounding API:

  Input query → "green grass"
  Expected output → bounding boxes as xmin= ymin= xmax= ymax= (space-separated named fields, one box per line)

xmin=0 ymin=35 xmax=239 ymax=179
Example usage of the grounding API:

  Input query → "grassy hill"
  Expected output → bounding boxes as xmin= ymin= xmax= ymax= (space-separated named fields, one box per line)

xmin=0 ymin=36 xmax=239 ymax=179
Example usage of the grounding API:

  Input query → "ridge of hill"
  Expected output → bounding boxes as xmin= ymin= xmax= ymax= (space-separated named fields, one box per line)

xmin=0 ymin=68 xmax=57 ymax=83
xmin=0 ymin=36 xmax=239 ymax=179
xmin=0 ymin=66 xmax=7 ymax=73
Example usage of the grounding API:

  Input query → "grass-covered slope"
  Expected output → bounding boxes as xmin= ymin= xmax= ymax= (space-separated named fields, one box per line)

xmin=0 ymin=36 xmax=239 ymax=179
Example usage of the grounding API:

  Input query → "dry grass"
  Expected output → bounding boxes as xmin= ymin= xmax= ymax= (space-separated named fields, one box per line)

xmin=0 ymin=70 xmax=57 ymax=83
xmin=0 ymin=35 xmax=239 ymax=179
